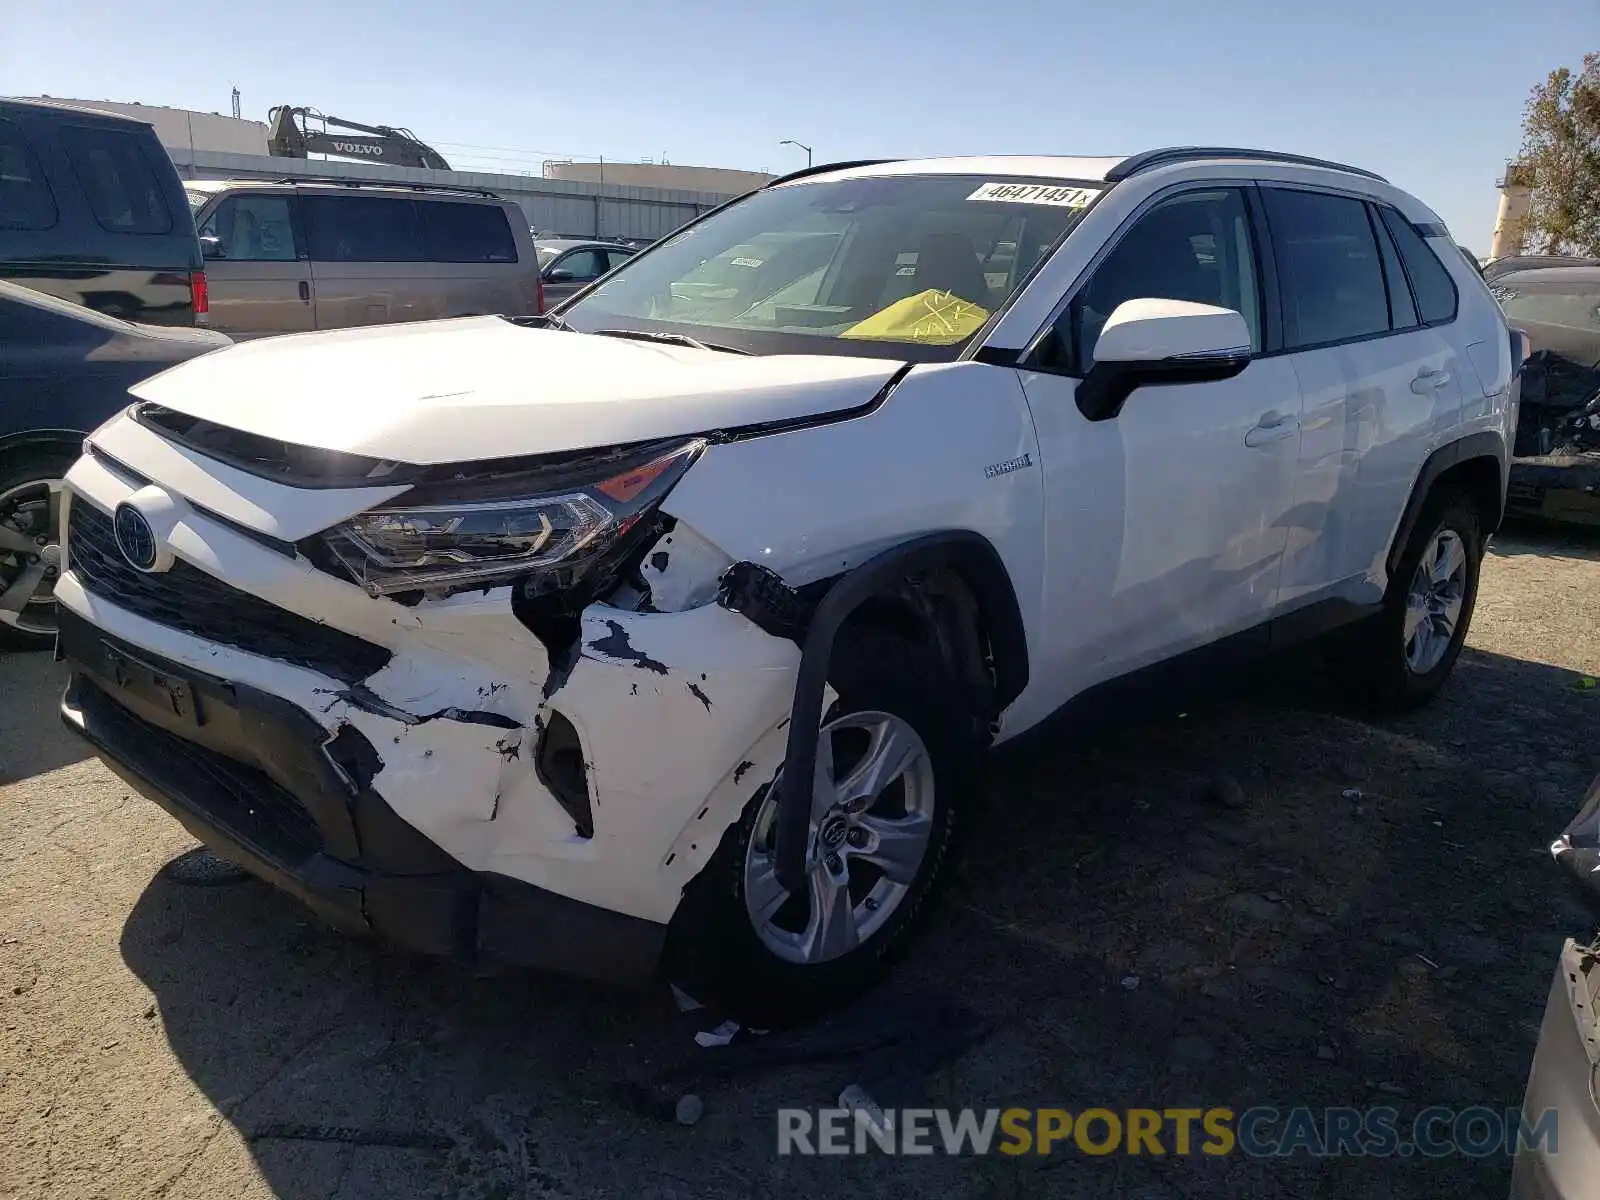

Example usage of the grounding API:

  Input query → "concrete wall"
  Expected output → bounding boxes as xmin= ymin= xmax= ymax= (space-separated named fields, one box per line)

xmin=14 ymin=97 xmax=268 ymax=156
xmin=165 ymin=149 xmax=740 ymax=243
xmin=544 ymin=160 xmax=772 ymax=194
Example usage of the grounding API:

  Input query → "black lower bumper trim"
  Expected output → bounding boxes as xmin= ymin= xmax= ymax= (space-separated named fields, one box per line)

xmin=57 ymin=612 xmax=665 ymax=986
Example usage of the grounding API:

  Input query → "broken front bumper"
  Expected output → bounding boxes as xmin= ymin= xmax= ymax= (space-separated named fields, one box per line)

xmin=1507 ymin=455 xmax=1600 ymax=524
xmin=57 ymin=606 xmax=667 ymax=983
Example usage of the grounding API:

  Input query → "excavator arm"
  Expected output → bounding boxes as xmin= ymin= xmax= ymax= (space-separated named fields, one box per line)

xmin=267 ymin=106 xmax=452 ymax=171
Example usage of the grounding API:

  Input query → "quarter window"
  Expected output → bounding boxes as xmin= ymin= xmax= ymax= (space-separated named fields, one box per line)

xmin=197 ymin=195 xmax=298 ymax=262
xmin=1262 ymin=188 xmax=1389 ymax=349
xmin=0 ymin=118 xmax=58 ymax=231
xmin=1378 ymin=207 xmax=1459 ymax=325
xmin=1042 ymin=187 xmax=1261 ymax=372
xmin=59 ymin=125 xmax=172 ymax=234
xmin=304 ymin=196 xmax=422 ymax=262
xmin=419 ymin=201 xmax=516 ymax=263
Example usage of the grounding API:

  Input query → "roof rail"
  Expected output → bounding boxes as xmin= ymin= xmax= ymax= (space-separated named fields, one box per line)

xmin=269 ymin=175 xmax=502 ymax=198
xmin=1105 ymin=147 xmax=1387 ymax=184
xmin=763 ymin=159 xmax=902 ymax=188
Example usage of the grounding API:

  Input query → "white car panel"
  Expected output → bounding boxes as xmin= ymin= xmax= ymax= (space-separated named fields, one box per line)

xmin=1012 ymin=354 xmax=1305 ymax=732
xmin=128 ymin=317 xmax=906 ymax=464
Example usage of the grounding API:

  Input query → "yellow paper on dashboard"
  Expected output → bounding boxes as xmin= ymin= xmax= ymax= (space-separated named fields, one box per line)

xmin=840 ymin=289 xmax=989 ymax=345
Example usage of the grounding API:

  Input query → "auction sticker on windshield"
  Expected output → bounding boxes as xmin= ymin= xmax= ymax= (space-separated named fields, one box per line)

xmin=968 ymin=182 xmax=1099 ymax=207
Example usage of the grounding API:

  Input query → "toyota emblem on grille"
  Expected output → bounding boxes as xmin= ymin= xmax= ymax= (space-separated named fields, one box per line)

xmin=112 ymin=503 xmax=160 ymax=572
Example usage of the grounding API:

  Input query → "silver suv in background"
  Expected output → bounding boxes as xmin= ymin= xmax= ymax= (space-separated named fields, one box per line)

xmin=185 ymin=180 xmax=541 ymax=337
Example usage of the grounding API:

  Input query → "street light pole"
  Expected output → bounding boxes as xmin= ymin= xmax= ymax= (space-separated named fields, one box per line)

xmin=779 ymin=139 xmax=812 ymax=168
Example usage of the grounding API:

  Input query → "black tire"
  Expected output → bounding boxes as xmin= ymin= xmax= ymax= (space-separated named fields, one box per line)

xmin=0 ymin=448 xmax=76 ymax=653
xmin=1324 ymin=488 xmax=1483 ymax=713
xmin=667 ymin=629 xmax=980 ymax=1026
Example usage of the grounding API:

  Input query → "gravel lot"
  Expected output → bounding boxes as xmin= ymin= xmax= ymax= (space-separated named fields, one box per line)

xmin=4 ymin=525 xmax=1599 ymax=1199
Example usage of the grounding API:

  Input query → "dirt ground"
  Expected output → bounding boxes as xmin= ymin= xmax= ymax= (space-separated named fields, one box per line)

xmin=5 ymin=525 xmax=1600 ymax=1199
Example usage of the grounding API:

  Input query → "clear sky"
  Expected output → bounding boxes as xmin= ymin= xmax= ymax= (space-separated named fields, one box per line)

xmin=5 ymin=0 xmax=1596 ymax=255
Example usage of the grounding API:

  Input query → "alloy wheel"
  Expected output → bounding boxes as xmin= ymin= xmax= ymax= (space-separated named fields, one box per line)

xmin=0 ymin=477 xmax=64 ymax=637
xmin=1403 ymin=528 xmax=1467 ymax=675
xmin=742 ymin=710 xmax=936 ymax=965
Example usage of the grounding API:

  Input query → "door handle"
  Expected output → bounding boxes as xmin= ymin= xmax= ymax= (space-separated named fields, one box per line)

xmin=1244 ymin=411 xmax=1299 ymax=447
xmin=1411 ymin=368 xmax=1451 ymax=394
xmin=298 ymin=280 xmax=311 ymax=303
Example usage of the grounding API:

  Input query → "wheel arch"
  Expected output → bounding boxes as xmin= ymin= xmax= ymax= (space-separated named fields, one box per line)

xmin=765 ymin=530 xmax=1027 ymax=892
xmin=0 ymin=429 xmax=88 ymax=474
xmin=1385 ymin=431 xmax=1507 ymax=580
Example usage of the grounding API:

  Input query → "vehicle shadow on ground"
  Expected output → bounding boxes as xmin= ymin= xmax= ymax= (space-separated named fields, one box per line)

xmin=0 ymin=650 xmax=91 ymax=784
xmin=1492 ymin=517 xmax=1600 ymax=562
xmin=118 ymin=642 xmax=1584 ymax=1200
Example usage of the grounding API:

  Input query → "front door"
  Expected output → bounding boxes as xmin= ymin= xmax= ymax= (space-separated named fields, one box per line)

xmin=196 ymin=193 xmax=314 ymax=337
xmin=1014 ymin=186 xmax=1303 ymax=718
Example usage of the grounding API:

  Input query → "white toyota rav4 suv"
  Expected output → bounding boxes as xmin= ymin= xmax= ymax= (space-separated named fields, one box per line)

xmin=55 ymin=149 xmax=1518 ymax=1022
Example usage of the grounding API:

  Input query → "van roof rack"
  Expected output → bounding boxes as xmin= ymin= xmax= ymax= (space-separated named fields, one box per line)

xmin=268 ymin=175 xmax=502 ymax=198
xmin=1105 ymin=147 xmax=1387 ymax=184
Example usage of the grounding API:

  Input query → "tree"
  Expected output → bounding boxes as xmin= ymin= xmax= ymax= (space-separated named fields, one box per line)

xmin=1518 ymin=53 xmax=1600 ymax=256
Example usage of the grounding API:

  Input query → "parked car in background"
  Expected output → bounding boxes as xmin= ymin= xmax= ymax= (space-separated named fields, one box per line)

xmin=0 ymin=97 xmax=205 ymax=325
xmin=0 ymin=281 xmax=229 ymax=649
xmin=1484 ymin=254 xmax=1600 ymax=283
xmin=534 ymin=238 xmax=636 ymax=304
xmin=1493 ymin=265 xmax=1600 ymax=524
xmin=53 ymin=149 xmax=1512 ymax=1022
xmin=185 ymin=180 xmax=541 ymax=338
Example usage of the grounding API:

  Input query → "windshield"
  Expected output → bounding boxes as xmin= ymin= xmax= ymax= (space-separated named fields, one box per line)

xmin=559 ymin=174 xmax=1099 ymax=360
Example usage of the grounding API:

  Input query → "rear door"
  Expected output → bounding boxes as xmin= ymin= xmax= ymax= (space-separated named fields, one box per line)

xmin=1264 ymin=187 xmax=1464 ymax=609
xmin=415 ymin=199 xmax=526 ymax=316
xmin=195 ymin=192 xmax=313 ymax=337
xmin=303 ymin=193 xmax=425 ymax=328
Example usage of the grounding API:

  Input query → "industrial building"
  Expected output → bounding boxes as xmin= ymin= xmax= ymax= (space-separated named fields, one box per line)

xmin=10 ymin=97 xmax=759 ymax=243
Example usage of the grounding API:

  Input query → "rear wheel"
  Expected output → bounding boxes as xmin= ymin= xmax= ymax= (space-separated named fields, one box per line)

xmin=0 ymin=450 xmax=74 ymax=652
xmin=1325 ymin=489 xmax=1482 ymax=712
xmin=670 ymin=631 xmax=978 ymax=1025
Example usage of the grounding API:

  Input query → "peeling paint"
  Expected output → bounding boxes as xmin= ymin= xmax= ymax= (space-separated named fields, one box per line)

xmin=733 ymin=760 xmax=754 ymax=783
xmin=650 ymin=551 xmax=670 ymax=572
xmin=496 ymin=736 xmax=521 ymax=762
xmin=686 ymin=681 xmax=713 ymax=712
xmin=586 ymin=620 xmax=669 ymax=675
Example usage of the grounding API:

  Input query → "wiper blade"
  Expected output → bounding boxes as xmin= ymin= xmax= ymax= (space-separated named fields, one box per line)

xmin=589 ymin=328 xmax=752 ymax=355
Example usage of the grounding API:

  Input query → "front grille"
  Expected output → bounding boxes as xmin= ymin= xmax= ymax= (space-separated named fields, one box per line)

xmin=81 ymin=678 xmax=323 ymax=863
xmin=68 ymin=500 xmax=391 ymax=682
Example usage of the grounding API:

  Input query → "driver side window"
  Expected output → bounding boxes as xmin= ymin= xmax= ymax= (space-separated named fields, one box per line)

xmin=1038 ymin=188 xmax=1261 ymax=373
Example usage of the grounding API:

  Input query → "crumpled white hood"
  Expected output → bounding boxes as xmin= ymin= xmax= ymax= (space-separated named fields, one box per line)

xmin=129 ymin=317 xmax=905 ymax=465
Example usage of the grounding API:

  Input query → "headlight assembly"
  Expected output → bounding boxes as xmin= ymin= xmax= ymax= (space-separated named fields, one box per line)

xmin=322 ymin=438 xmax=705 ymax=597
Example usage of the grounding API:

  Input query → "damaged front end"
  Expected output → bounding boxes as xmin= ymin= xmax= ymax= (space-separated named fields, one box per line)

xmin=56 ymin=413 xmax=808 ymax=986
xmin=1508 ymin=348 xmax=1600 ymax=523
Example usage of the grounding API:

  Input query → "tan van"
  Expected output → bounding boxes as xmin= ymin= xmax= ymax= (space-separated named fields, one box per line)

xmin=184 ymin=179 xmax=541 ymax=337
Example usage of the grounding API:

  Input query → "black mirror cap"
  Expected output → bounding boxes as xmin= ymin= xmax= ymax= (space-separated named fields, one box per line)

xmin=545 ymin=268 xmax=575 ymax=283
xmin=1076 ymin=352 xmax=1252 ymax=422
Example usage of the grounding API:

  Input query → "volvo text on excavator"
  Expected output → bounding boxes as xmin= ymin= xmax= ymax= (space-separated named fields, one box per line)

xmin=266 ymin=105 xmax=452 ymax=171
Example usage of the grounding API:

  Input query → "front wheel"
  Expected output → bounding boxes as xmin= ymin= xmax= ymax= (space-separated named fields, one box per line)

xmin=0 ymin=451 xmax=75 ymax=652
xmin=1325 ymin=488 xmax=1482 ymax=712
xmin=670 ymin=631 xmax=979 ymax=1026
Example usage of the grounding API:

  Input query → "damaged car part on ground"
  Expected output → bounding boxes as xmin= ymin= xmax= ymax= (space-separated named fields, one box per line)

xmin=1511 ymin=773 xmax=1600 ymax=1199
xmin=55 ymin=149 xmax=1515 ymax=1024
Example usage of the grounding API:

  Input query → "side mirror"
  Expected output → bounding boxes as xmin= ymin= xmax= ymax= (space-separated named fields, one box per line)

xmin=199 ymin=235 xmax=226 ymax=261
xmin=1078 ymin=298 xmax=1252 ymax=421
xmin=545 ymin=267 xmax=576 ymax=283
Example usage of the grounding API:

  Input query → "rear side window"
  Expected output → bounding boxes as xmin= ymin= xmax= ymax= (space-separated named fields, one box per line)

xmin=1378 ymin=207 xmax=1459 ymax=325
xmin=1497 ymin=278 xmax=1600 ymax=330
xmin=59 ymin=125 xmax=173 ymax=234
xmin=1369 ymin=210 xmax=1419 ymax=330
xmin=304 ymin=195 xmax=422 ymax=262
xmin=0 ymin=118 xmax=58 ymax=230
xmin=1262 ymin=188 xmax=1389 ymax=348
xmin=419 ymin=201 xmax=516 ymax=262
